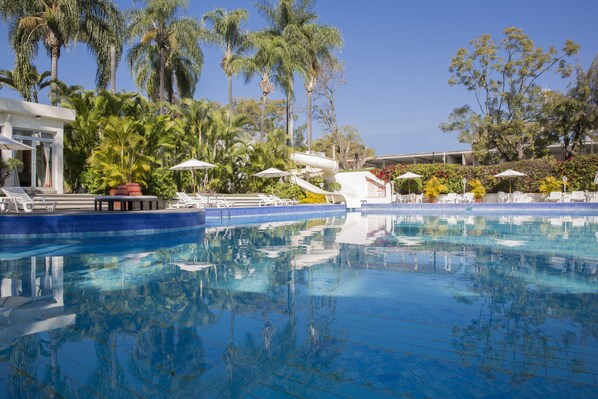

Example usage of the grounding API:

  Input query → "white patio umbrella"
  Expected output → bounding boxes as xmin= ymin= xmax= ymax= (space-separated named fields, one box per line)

xmin=0 ymin=136 xmax=33 ymax=151
xmin=594 ymin=171 xmax=598 ymax=185
xmin=254 ymin=167 xmax=290 ymax=178
xmin=170 ymin=159 xmax=216 ymax=192
xmin=493 ymin=169 xmax=526 ymax=193
xmin=396 ymin=171 xmax=422 ymax=194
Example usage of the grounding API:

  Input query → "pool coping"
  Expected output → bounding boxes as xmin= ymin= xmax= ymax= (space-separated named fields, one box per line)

xmin=362 ymin=202 xmax=598 ymax=215
xmin=0 ymin=204 xmax=346 ymax=238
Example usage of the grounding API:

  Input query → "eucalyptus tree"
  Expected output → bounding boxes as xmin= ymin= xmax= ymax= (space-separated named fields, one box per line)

xmin=0 ymin=0 xmax=121 ymax=104
xmin=256 ymin=0 xmax=317 ymax=145
xmin=127 ymin=0 xmax=203 ymax=107
xmin=202 ymin=8 xmax=249 ymax=109
xmin=300 ymin=23 xmax=342 ymax=150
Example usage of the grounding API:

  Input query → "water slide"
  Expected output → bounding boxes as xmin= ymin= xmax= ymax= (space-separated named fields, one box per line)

xmin=290 ymin=152 xmax=391 ymax=208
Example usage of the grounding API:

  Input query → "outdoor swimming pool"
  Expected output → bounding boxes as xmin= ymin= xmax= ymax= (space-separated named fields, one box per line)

xmin=1 ymin=212 xmax=597 ymax=398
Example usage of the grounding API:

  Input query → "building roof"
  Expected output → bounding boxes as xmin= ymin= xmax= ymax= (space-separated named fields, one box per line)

xmin=0 ymin=97 xmax=76 ymax=122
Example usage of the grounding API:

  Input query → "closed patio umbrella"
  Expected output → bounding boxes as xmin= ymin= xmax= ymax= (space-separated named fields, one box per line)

xmin=170 ymin=159 xmax=216 ymax=192
xmin=493 ymin=169 xmax=526 ymax=193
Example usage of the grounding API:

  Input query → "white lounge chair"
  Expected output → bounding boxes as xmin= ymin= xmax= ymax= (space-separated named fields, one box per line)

xmin=1 ymin=187 xmax=56 ymax=212
xmin=270 ymin=195 xmax=299 ymax=205
xmin=258 ymin=193 xmax=282 ymax=206
xmin=462 ymin=193 xmax=474 ymax=203
xmin=570 ymin=191 xmax=586 ymax=202
xmin=210 ymin=194 xmax=234 ymax=208
xmin=440 ymin=193 xmax=458 ymax=203
xmin=497 ymin=192 xmax=508 ymax=203
xmin=173 ymin=192 xmax=204 ymax=208
xmin=545 ymin=192 xmax=562 ymax=202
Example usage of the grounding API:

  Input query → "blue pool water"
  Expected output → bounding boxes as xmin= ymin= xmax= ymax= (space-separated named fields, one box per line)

xmin=1 ymin=212 xmax=597 ymax=398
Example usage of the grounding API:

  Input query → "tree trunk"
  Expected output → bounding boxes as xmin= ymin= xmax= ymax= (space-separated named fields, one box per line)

xmin=307 ymin=89 xmax=313 ymax=151
xmin=50 ymin=47 xmax=59 ymax=105
xmin=159 ymin=47 xmax=165 ymax=113
xmin=228 ymin=74 xmax=233 ymax=111
xmin=286 ymin=94 xmax=294 ymax=146
xmin=110 ymin=45 xmax=117 ymax=93
xmin=260 ymin=92 xmax=267 ymax=140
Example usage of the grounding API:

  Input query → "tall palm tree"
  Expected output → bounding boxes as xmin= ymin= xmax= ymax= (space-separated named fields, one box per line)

xmin=235 ymin=32 xmax=294 ymax=138
xmin=0 ymin=0 xmax=121 ymax=104
xmin=86 ymin=5 xmax=125 ymax=92
xmin=202 ymin=8 xmax=249 ymax=109
xmin=256 ymin=0 xmax=316 ymax=145
xmin=300 ymin=24 xmax=342 ymax=150
xmin=127 ymin=0 xmax=203 ymax=108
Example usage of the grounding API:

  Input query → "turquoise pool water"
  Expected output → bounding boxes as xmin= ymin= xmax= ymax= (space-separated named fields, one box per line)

xmin=1 ymin=213 xmax=597 ymax=398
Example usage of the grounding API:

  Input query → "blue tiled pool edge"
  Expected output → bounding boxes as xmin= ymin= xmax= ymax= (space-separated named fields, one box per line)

xmin=0 ymin=204 xmax=346 ymax=238
xmin=363 ymin=202 xmax=598 ymax=215
xmin=204 ymin=204 xmax=346 ymax=225
xmin=0 ymin=209 xmax=205 ymax=238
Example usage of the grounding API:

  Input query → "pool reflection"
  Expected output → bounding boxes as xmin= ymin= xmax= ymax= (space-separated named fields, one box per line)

xmin=1 ymin=213 xmax=597 ymax=398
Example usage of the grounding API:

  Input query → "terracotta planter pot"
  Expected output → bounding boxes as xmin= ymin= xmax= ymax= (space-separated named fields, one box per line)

xmin=115 ymin=184 xmax=129 ymax=196
xmin=109 ymin=188 xmax=117 ymax=196
xmin=125 ymin=183 xmax=142 ymax=196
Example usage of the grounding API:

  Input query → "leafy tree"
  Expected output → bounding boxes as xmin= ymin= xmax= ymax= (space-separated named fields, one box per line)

xmin=0 ymin=0 xmax=121 ymax=104
xmin=233 ymin=98 xmax=286 ymax=138
xmin=313 ymin=125 xmax=373 ymax=170
xmin=127 ymin=0 xmax=203 ymax=106
xmin=202 ymin=8 xmax=249 ymax=108
xmin=441 ymin=27 xmax=579 ymax=163
xmin=541 ymin=70 xmax=598 ymax=160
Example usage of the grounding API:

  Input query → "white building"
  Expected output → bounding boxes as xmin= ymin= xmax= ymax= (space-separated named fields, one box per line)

xmin=0 ymin=98 xmax=76 ymax=194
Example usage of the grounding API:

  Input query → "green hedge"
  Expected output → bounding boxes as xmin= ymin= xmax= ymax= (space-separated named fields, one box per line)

xmin=372 ymin=154 xmax=598 ymax=194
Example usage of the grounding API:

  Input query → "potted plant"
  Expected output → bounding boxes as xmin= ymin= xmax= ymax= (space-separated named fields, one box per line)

xmin=538 ymin=176 xmax=562 ymax=195
xmin=423 ymin=176 xmax=447 ymax=203
xmin=469 ymin=179 xmax=486 ymax=202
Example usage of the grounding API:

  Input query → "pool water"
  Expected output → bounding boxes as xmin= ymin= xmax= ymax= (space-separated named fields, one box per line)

xmin=1 ymin=213 xmax=597 ymax=398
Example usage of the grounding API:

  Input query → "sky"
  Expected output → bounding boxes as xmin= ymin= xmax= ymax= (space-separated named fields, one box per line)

xmin=1 ymin=0 xmax=598 ymax=156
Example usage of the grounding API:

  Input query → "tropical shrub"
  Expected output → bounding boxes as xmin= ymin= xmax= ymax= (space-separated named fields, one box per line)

xmin=264 ymin=181 xmax=305 ymax=201
xmin=146 ymin=168 xmax=177 ymax=199
xmin=423 ymin=176 xmax=447 ymax=202
xmin=0 ymin=158 xmax=22 ymax=187
xmin=538 ymin=176 xmax=563 ymax=194
xmin=469 ymin=179 xmax=486 ymax=200
xmin=300 ymin=192 xmax=327 ymax=204
xmin=328 ymin=181 xmax=342 ymax=192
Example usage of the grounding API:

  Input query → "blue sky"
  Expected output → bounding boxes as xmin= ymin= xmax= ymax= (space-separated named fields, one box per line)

xmin=1 ymin=0 xmax=597 ymax=155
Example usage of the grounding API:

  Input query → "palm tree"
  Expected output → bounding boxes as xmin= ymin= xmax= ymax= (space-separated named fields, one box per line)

xmin=235 ymin=32 xmax=294 ymax=138
xmin=127 ymin=0 xmax=203 ymax=108
xmin=202 ymin=8 xmax=249 ymax=109
xmin=0 ymin=0 xmax=121 ymax=104
xmin=0 ymin=67 xmax=53 ymax=102
xmin=256 ymin=0 xmax=317 ymax=145
xmin=85 ymin=4 xmax=125 ymax=92
xmin=300 ymin=24 xmax=342 ymax=150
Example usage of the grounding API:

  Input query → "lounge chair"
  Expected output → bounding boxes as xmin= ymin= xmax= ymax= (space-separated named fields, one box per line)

xmin=497 ymin=192 xmax=508 ymax=203
xmin=462 ymin=193 xmax=474 ymax=203
xmin=269 ymin=195 xmax=299 ymax=205
xmin=440 ymin=193 xmax=458 ymax=203
xmin=570 ymin=191 xmax=586 ymax=202
xmin=1 ymin=187 xmax=56 ymax=212
xmin=173 ymin=192 xmax=204 ymax=208
xmin=210 ymin=194 xmax=234 ymax=208
xmin=258 ymin=193 xmax=282 ymax=206
xmin=545 ymin=192 xmax=562 ymax=202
